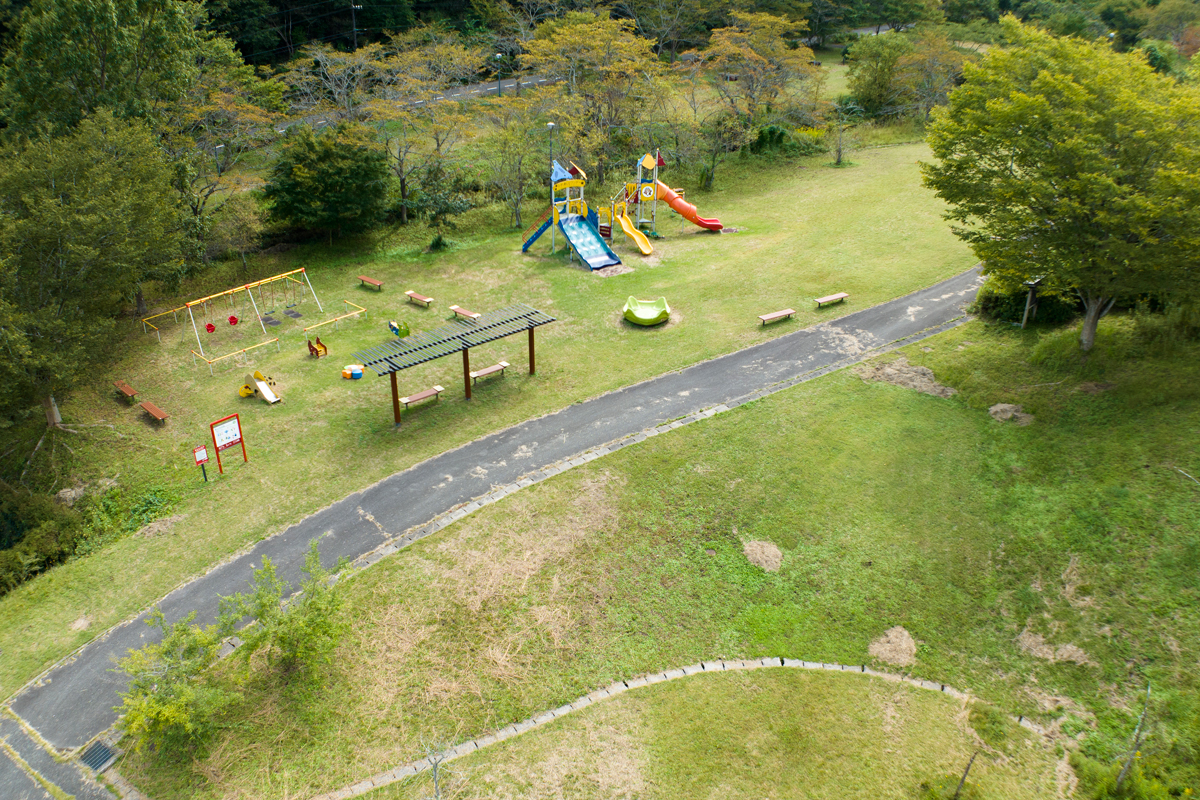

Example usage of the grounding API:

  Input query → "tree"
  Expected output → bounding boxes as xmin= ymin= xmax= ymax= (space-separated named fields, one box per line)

xmin=825 ymin=101 xmax=862 ymax=165
xmin=264 ymin=124 xmax=391 ymax=242
xmin=896 ymin=30 xmax=970 ymax=120
xmin=221 ymin=542 xmax=346 ymax=683
xmin=847 ymin=31 xmax=914 ymax=117
xmin=479 ymin=92 xmax=556 ymax=226
xmin=922 ymin=18 xmax=1200 ymax=352
xmin=706 ymin=12 xmax=820 ymax=124
xmin=1 ymin=0 xmax=200 ymax=135
xmin=207 ymin=193 xmax=265 ymax=271
xmin=115 ymin=609 xmax=240 ymax=754
xmin=285 ymin=43 xmax=383 ymax=123
xmin=521 ymin=12 xmax=661 ymax=181
xmin=1142 ymin=0 xmax=1200 ymax=48
xmin=0 ymin=112 xmax=184 ymax=417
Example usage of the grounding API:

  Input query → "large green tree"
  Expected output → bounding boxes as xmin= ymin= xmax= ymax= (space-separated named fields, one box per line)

xmin=1 ymin=0 xmax=200 ymax=134
xmin=264 ymin=124 xmax=391 ymax=242
xmin=922 ymin=18 xmax=1200 ymax=351
xmin=0 ymin=111 xmax=184 ymax=417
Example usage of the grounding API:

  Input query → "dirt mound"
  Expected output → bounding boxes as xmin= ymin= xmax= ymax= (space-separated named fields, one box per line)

xmin=869 ymin=626 xmax=917 ymax=667
xmin=592 ymin=264 xmax=634 ymax=277
xmin=856 ymin=357 xmax=957 ymax=398
xmin=743 ymin=540 xmax=783 ymax=572
xmin=989 ymin=403 xmax=1035 ymax=425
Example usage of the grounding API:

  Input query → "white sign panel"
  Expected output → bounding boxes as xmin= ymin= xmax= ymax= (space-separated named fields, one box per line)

xmin=212 ymin=417 xmax=242 ymax=451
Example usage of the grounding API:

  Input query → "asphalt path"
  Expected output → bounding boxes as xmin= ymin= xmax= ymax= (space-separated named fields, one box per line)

xmin=7 ymin=265 xmax=982 ymax=760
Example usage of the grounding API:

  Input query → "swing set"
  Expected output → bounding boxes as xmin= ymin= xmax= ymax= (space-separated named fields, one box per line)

xmin=183 ymin=269 xmax=323 ymax=362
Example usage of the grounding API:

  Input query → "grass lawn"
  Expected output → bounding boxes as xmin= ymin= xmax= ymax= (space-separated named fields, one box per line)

xmin=0 ymin=143 xmax=975 ymax=700
xmin=121 ymin=317 xmax=1200 ymax=799
xmin=367 ymin=668 xmax=1059 ymax=800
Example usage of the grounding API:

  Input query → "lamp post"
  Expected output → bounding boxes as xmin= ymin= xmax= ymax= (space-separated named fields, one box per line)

xmin=547 ymin=122 xmax=556 ymax=254
xmin=495 ymin=53 xmax=503 ymax=97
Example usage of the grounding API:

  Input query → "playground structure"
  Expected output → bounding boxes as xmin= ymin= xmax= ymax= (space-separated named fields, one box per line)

xmin=623 ymin=296 xmax=671 ymax=326
xmin=522 ymin=152 xmax=723 ymax=267
xmin=238 ymin=371 xmax=281 ymax=404
xmin=522 ymin=161 xmax=621 ymax=270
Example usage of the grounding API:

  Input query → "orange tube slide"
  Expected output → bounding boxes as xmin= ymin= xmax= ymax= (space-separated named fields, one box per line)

xmin=654 ymin=181 xmax=722 ymax=231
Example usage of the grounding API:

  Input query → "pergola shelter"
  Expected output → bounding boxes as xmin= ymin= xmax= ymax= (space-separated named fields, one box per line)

xmin=353 ymin=303 xmax=557 ymax=425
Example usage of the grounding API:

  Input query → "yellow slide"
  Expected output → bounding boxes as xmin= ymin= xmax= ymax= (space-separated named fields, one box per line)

xmin=617 ymin=213 xmax=653 ymax=256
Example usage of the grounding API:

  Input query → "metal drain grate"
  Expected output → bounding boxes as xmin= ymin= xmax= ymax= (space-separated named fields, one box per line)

xmin=79 ymin=741 xmax=116 ymax=773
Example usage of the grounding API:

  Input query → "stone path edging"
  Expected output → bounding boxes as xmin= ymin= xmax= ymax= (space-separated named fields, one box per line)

xmin=309 ymin=655 xmax=1045 ymax=800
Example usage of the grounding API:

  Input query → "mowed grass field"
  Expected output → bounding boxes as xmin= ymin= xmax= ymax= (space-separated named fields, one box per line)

xmin=122 ymin=318 xmax=1200 ymax=799
xmin=0 ymin=144 xmax=976 ymax=699
xmin=369 ymin=669 xmax=1058 ymax=800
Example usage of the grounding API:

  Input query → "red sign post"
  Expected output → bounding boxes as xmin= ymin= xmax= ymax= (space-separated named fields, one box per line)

xmin=193 ymin=445 xmax=210 ymax=482
xmin=209 ymin=414 xmax=247 ymax=474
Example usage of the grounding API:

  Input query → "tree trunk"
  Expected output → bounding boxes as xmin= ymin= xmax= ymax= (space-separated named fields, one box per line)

xmin=399 ymin=177 xmax=409 ymax=225
xmin=135 ymin=286 xmax=148 ymax=317
xmin=1078 ymin=293 xmax=1115 ymax=352
xmin=42 ymin=395 xmax=62 ymax=427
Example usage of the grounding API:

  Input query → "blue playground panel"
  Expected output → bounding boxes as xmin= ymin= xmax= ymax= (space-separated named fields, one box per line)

xmin=559 ymin=214 xmax=621 ymax=270
xmin=522 ymin=217 xmax=552 ymax=252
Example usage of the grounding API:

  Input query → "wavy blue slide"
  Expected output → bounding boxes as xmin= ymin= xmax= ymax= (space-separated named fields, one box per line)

xmin=558 ymin=214 xmax=621 ymax=270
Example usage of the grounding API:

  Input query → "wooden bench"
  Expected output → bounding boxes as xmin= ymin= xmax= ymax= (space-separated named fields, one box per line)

xmin=139 ymin=401 xmax=168 ymax=423
xmin=113 ymin=381 xmax=138 ymax=401
xmin=405 ymin=290 xmax=434 ymax=308
xmin=815 ymin=292 xmax=849 ymax=308
xmin=758 ymin=308 xmax=795 ymax=326
xmin=469 ymin=361 xmax=509 ymax=384
xmin=449 ymin=304 xmax=481 ymax=321
xmin=399 ymin=385 xmax=444 ymax=409
xmin=358 ymin=276 xmax=383 ymax=291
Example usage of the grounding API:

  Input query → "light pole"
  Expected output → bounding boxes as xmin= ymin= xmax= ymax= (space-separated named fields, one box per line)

xmin=547 ymin=121 xmax=556 ymax=254
xmin=495 ymin=53 xmax=503 ymax=97
xmin=350 ymin=3 xmax=362 ymax=49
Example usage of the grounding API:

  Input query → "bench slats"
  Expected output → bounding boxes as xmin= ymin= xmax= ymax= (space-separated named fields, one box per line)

xmin=139 ymin=401 xmax=168 ymax=422
xmin=758 ymin=309 xmax=795 ymax=325
xmin=469 ymin=361 xmax=510 ymax=383
xmin=358 ymin=276 xmax=383 ymax=290
xmin=399 ymin=385 xmax=444 ymax=408
xmin=405 ymin=290 xmax=433 ymax=307
xmin=815 ymin=292 xmax=849 ymax=307
xmin=113 ymin=381 xmax=137 ymax=398
xmin=449 ymin=304 xmax=481 ymax=320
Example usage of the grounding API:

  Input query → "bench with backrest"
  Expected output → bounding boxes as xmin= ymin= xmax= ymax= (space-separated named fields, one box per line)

xmin=405 ymin=290 xmax=434 ymax=308
xmin=307 ymin=337 xmax=328 ymax=357
xmin=449 ymin=304 xmax=481 ymax=321
xmin=469 ymin=361 xmax=509 ymax=384
xmin=399 ymin=385 xmax=445 ymax=409
xmin=815 ymin=292 xmax=849 ymax=308
xmin=139 ymin=401 xmax=168 ymax=423
xmin=113 ymin=381 xmax=138 ymax=401
xmin=758 ymin=308 xmax=795 ymax=326
xmin=358 ymin=276 xmax=383 ymax=291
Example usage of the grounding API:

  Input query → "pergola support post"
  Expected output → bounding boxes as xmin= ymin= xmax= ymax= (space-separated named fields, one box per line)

xmin=390 ymin=372 xmax=401 ymax=426
xmin=463 ymin=348 xmax=472 ymax=400
xmin=528 ymin=327 xmax=536 ymax=374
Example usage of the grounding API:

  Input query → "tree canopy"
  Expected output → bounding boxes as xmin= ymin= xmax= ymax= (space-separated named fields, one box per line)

xmin=922 ymin=18 xmax=1200 ymax=351
xmin=0 ymin=111 xmax=184 ymax=411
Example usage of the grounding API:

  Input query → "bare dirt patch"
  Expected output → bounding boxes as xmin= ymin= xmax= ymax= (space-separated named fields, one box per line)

xmin=856 ymin=357 xmax=957 ymax=398
xmin=1077 ymin=382 xmax=1115 ymax=394
xmin=743 ymin=540 xmax=783 ymax=572
xmin=70 ymin=616 xmax=90 ymax=632
xmin=1016 ymin=629 xmax=1094 ymax=666
xmin=138 ymin=513 xmax=186 ymax=538
xmin=869 ymin=626 xmax=917 ymax=667
xmin=1059 ymin=555 xmax=1094 ymax=609
xmin=989 ymin=403 xmax=1035 ymax=426
xmin=592 ymin=263 xmax=634 ymax=278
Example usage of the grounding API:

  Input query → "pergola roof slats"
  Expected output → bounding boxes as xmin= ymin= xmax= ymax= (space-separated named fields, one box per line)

xmin=353 ymin=303 xmax=556 ymax=376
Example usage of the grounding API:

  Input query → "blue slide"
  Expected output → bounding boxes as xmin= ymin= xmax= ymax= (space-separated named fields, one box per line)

xmin=558 ymin=214 xmax=621 ymax=270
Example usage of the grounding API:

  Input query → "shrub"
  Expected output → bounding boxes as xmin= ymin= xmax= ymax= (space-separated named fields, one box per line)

xmin=223 ymin=541 xmax=347 ymax=685
xmin=0 ymin=481 xmax=85 ymax=595
xmin=971 ymin=282 xmax=1082 ymax=325
xmin=116 ymin=610 xmax=240 ymax=755
xmin=1071 ymin=752 xmax=1172 ymax=800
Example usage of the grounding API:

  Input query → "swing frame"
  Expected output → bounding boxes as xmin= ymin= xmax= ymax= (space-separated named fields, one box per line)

xmin=185 ymin=269 xmax=323 ymax=357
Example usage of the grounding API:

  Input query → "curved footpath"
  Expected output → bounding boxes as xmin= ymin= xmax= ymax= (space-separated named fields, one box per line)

xmin=312 ymin=655 xmax=1048 ymax=800
xmin=1 ymin=266 xmax=982 ymax=799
